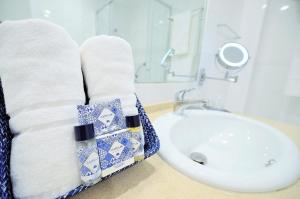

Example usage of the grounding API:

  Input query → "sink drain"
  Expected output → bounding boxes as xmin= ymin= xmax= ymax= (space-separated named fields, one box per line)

xmin=190 ymin=152 xmax=207 ymax=165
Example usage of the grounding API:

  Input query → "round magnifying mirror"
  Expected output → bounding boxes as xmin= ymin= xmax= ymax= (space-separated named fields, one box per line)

xmin=217 ymin=43 xmax=249 ymax=71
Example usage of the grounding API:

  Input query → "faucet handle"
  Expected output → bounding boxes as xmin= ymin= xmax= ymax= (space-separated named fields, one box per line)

xmin=175 ymin=88 xmax=196 ymax=102
xmin=175 ymin=90 xmax=184 ymax=102
xmin=199 ymin=98 xmax=209 ymax=105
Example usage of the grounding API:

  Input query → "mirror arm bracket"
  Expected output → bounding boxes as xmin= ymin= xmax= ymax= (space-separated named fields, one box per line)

xmin=199 ymin=69 xmax=238 ymax=86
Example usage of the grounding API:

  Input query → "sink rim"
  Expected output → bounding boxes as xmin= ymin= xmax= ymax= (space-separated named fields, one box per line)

xmin=154 ymin=110 xmax=300 ymax=192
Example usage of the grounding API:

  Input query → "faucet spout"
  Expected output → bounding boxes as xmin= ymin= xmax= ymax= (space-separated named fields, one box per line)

xmin=173 ymin=87 xmax=230 ymax=115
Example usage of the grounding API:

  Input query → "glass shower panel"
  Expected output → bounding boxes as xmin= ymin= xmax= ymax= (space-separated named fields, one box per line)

xmin=95 ymin=0 xmax=150 ymax=82
xmin=95 ymin=2 xmax=111 ymax=35
xmin=94 ymin=0 xmax=205 ymax=83
xmin=96 ymin=0 xmax=130 ymax=38
xmin=147 ymin=0 xmax=171 ymax=82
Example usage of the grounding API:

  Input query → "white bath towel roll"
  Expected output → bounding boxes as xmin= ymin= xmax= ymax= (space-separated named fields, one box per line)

xmin=0 ymin=19 xmax=85 ymax=117
xmin=9 ymin=105 xmax=79 ymax=134
xmin=170 ymin=11 xmax=192 ymax=55
xmin=80 ymin=35 xmax=138 ymax=116
xmin=10 ymin=126 xmax=80 ymax=199
xmin=0 ymin=19 xmax=84 ymax=198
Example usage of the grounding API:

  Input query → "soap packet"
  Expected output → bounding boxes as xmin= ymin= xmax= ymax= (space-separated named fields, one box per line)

xmin=77 ymin=99 xmax=126 ymax=137
xmin=77 ymin=99 xmax=134 ymax=177
xmin=96 ymin=129 xmax=134 ymax=177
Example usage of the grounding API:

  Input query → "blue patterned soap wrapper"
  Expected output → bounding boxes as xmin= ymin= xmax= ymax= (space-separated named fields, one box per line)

xmin=77 ymin=99 xmax=126 ymax=137
xmin=76 ymin=141 xmax=102 ymax=185
xmin=97 ymin=129 xmax=134 ymax=177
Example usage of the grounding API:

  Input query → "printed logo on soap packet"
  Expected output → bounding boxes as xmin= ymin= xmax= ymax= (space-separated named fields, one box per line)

xmin=77 ymin=99 xmax=126 ymax=137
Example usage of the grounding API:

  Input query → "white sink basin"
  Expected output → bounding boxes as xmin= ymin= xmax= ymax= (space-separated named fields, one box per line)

xmin=154 ymin=110 xmax=300 ymax=192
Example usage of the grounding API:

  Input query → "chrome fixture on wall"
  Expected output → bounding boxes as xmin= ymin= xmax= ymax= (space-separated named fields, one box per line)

xmin=173 ymin=88 xmax=229 ymax=115
xmin=135 ymin=62 xmax=148 ymax=80
xmin=199 ymin=69 xmax=238 ymax=85
xmin=199 ymin=42 xmax=249 ymax=85
xmin=160 ymin=48 xmax=175 ymax=69
xmin=217 ymin=24 xmax=241 ymax=40
xmin=160 ymin=48 xmax=197 ymax=80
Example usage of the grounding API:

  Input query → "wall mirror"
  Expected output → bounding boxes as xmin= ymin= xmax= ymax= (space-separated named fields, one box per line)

xmin=96 ymin=0 xmax=207 ymax=83
xmin=0 ymin=0 xmax=207 ymax=83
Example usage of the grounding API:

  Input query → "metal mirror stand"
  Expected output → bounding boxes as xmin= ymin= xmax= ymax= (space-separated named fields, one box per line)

xmin=199 ymin=42 xmax=249 ymax=86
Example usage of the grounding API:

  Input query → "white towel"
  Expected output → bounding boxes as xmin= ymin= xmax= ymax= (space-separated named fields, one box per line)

xmin=170 ymin=11 xmax=192 ymax=55
xmin=0 ymin=20 xmax=85 ymax=117
xmin=168 ymin=11 xmax=200 ymax=82
xmin=0 ymin=19 xmax=84 ymax=198
xmin=10 ymin=127 xmax=80 ymax=199
xmin=80 ymin=35 xmax=138 ymax=116
xmin=9 ymin=105 xmax=79 ymax=134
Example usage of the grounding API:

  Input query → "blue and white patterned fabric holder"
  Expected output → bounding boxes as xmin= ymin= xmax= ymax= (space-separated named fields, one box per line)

xmin=0 ymin=80 xmax=160 ymax=199
xmin=77 ymin=99 xmax=126 ymax=137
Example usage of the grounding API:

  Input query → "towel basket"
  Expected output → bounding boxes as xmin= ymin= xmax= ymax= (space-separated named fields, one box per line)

xmin=0 ymin=81 xmax=160 ymax=199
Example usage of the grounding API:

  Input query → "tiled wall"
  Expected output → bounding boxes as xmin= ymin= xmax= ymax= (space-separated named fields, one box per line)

xmin=245 ymin=0 xmax=300 ymax=126
xmin=198 ymin=0 xmax=267 ymax=113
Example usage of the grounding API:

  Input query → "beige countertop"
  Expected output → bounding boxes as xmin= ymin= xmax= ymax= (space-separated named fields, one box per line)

xmin=73 ymin=104 xmax=300 ymax=199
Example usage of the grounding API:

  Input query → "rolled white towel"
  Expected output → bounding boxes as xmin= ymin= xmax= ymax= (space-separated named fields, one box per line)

xmin=9 ymin=105 xmax=78 ymax=134
xmin=0 ymin=19 xmax=84 ymax=198
xmin=10 ymin=127 xmax=81 ymax=199
xmin=0 ymin=19 xmax=85 ymax=117
xmin=80 ymin=35 xmax=138 ymax=116
xmin=0 ymin=19 xmax=86 ymax=134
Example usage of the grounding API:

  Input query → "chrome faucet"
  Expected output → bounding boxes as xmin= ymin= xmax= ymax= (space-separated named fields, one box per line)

xmin=175 ymin=88 xmax=196 ymax=102
xmin=174 ymin=88 xmax=207 ymax=114
xmin=174 ymin=88 xmax=230 ymax=115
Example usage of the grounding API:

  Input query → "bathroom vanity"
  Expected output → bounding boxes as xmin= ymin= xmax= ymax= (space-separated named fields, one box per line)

xmin=73 ymin=103 xmax=300 ymax=199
